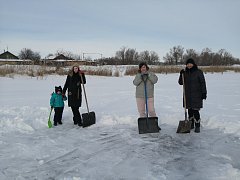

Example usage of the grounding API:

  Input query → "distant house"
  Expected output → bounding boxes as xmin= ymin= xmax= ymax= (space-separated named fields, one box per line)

xmin=44 ymin=53 xmax=97 ymax=66
xmin=53 ymin=54 xmax=70 ymax=60
xmin=0 ymin=51 xmax=19 ymax=59
xmin=0 ymin=51 xmax=32 ymax=65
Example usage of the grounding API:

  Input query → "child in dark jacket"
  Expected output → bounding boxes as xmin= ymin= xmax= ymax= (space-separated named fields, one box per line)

xmin=50 ymin=86 xmax=67 ymax=126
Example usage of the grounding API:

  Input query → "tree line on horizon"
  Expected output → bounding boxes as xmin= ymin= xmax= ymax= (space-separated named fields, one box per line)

xmin=98 ymin=46 xmax=240 ymax=66
xmin=18 ymin=45 xmax=240 ymax=66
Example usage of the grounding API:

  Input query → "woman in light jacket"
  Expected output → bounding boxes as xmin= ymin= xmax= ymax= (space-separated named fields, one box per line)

xmin=133 ymin=62 xmax=158 ymax=117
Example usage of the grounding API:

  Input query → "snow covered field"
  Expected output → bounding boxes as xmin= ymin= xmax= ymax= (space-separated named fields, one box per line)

xmin=0 ymin=72 xmax=240 ymax=179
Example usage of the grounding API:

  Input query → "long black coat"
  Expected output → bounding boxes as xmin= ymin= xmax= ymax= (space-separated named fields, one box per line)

xmin=178 ymin=66 xmax=207 ymax=109
xmin=63 ymin=72 xmax=86 ymax=107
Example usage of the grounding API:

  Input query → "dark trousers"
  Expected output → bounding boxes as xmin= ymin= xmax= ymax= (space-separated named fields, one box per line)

xmin=71 ymin=106 xmax=82 ymax=125
xmin=54 ymin=107 xmax=64 ymax=124
xmin=188 ymin=108 xmax=200 ymax=127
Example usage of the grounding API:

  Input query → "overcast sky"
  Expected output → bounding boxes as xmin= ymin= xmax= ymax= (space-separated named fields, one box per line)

xmin=0 ymin=0 xmax=239 ymax=59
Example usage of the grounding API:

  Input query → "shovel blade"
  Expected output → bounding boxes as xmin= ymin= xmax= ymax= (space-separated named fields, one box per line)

xmin=176 ymin=120 xmax=191 ymax=133
xmin=48 ymin=120 xmax=52 ymax=128
xmin=82 ymin=111 xmax=96 ymax=128
xmin=138 ymin=117 xmax=160 ymax=134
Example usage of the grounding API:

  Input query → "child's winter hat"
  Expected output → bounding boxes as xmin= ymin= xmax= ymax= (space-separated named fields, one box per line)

xmin=55 ymin=86 xmax=62 ymax=93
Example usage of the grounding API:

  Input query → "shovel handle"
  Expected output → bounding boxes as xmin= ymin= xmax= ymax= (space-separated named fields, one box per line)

xmin=80 ymin=73 xmax=90 ymax=114
xmin=144 ymin=80 xmax=148 ymax=118
xmin=49 ymin=108 xmax=53 ymax=119
xmin=182 ymin=72 xmax=188 ymax=121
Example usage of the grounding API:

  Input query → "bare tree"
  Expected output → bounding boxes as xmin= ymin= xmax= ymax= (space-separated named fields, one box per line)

xmin=183 ymin=49 xmax=198 ymax=63
xmin=115 ymin=46 xmax=127 ymax=64
xmin=125 ymin=48 xmax=138 ymax=64
xmin=163 ymin=52 xmax=174 ymax=65
xmin=171 ymin=45 xmax=184 ymax=65
xmin=200 ymin=48 xmax=213 ymax=65
xmin=149 ymin=51 xmax=159 ymax=64
xmin=163 ymin=45 xmax=184 ymax=65
xmin=115 ymin=47 xmax=138 ymax=64
xmin=218 ymin=49 xmax=233 ymax=65
xmin=139 ymin=50 xmax=159 ymax=64
xmin=163 ymin=45 xmax=239 ymax=66
xmin=19 ymin=48 xmax=41 ymax=61
xmin=139 ymin=50 xmax=150 ymax=62
xmin=46 ymin=53 xmax=53 ymax=58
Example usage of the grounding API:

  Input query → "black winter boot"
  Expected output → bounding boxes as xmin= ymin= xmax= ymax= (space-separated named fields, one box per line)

xmin=195 ymin=126 xmax=200 ymax=133
xmin=189 ymin=117 xmax=195 ymax=129
xmin=194 ymin=120 xmax=200 ymax=133
xmin=78 ymin=118 xmax=82 ymax=127
xmin=191 ymin=121 xmax=195 ymax=129
xmin=73 ymin=117 xmax=78 ymax=125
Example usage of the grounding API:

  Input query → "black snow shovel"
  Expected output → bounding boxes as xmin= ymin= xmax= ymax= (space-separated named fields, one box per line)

xmin=176 ymin=71 xmax=191 ymax=133
xmin=138 ymin=77 xmax=160 ymax=134
xmin=80 ymin=73 xmax=96 ymax=128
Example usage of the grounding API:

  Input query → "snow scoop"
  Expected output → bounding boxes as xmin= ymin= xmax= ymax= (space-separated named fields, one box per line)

xmin=80 ymin=73 xmax=96 ymax=128
xmin=48 ymin=108 xmax=53 ymax=128
xmin=138 ymin=77 xmax=160 ymax=134
xmin=176 ymin=71 xmax=191 ymax=133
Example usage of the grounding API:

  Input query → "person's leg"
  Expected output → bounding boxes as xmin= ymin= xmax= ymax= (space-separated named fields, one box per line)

xmin=58 ymin=107 xmax=64 ymax=124
xmin=193 ymin=109 xmax=201 ymax=133
xmin=71 ymin=106 xmax=82 ymax=126
xmin=136 ymin=98 xmax=146 ymax=117
xmin=147 ymin=98 xmax=156 ymax=117
xmin=148 ymin=97 xmax=161 ymax=130
xmin=53 ymin=108 xmax=61 ymax=126
xmin=188 ymin=108 xmax=195 ymax=129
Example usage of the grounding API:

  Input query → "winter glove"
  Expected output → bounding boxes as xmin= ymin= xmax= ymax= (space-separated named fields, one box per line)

xmin=141 ymin=71 xmax=148 ymax=76
xmin=141 ymin=72 xmax=148 ymax=78
xmin=141 ymin=73 xmax=148 ymax=82
xmin=201 ymin=93 xmax=207 ymax=100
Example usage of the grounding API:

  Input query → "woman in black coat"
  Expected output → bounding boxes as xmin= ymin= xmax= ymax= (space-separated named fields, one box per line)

xmin=178 ymin=58 xmax=207 ymax=133
xmin=63 ymin=64 xmax=86 ymax=126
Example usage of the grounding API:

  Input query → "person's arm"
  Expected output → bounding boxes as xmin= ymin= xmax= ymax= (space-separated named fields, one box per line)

xmin=50 ymin=94 xmax=55 ymax=107
xmin=198 ymin=70 xmax=207 ymax=99
xmin=63 ymin=95 xmax=67 ymax=101
xmin=63 ymin=75 xmax=69 ymax=94
xmin=133 ymin=73 xmax=142 ymax=86
xmin=148 ymin=72 xmax=158 ymax=84
xmin=178 ymin=69 xmax=185 ymax=85
xmin=80 ymin=72 xmax=86 ymax=84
